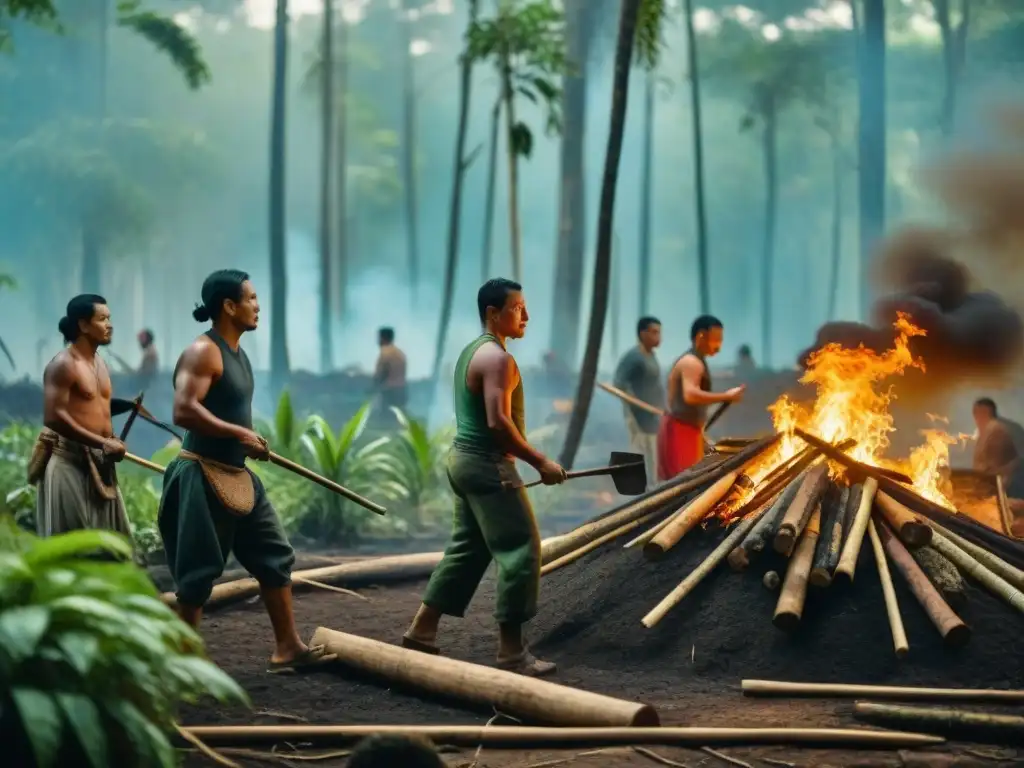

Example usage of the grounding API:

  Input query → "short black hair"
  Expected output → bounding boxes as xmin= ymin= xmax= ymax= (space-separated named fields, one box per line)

xmin=139 ymin=328 xmax=155 ymax=346
xmin=379 ymin=327 xmax=395 ymax=343
xmin=974 ymin=397 xmax=997 ymax=416
xmin=738 ymin=344 xmax=752 ymax=357
xmin=637 ymin=316 xmax=661 ymax=336
xmin=477 ymin=278 xmax=522 ymax=324
xmin=193 ymin=269 xmax=250 ymax=323
xmin=58 ymin=294 xmax=107 ymax=343
xmin=690 ymin=314 xmax=723 ymax=341
xmin=346 ymin=735 xmax=444 ymax=768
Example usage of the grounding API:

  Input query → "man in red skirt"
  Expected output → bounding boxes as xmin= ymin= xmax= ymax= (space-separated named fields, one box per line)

xmin=657 ymin=315 xmax=745 ymax=481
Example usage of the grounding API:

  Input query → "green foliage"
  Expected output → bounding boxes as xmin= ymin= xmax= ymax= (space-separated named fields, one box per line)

xmin=383 ymin=409 xmax=455 ymax=527
xmin=0 ymin=519 xmax=248 ymax=766
xmin=0 ymin=0 xmax=58 ymax=52
xmin=115 ymin=1 xmax=210 ymax=90
xmin=0 ymin=422 xmax=37 ymax=526
xmin=634 ymin=0 xmax=667 ymax=70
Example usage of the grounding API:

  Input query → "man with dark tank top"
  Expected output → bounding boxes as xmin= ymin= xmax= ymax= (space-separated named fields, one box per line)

xmin=158 ymin=269 xmax=335 ymax=674
xmin=657 ymin=315 xmax=745 ymax=481
xmin=402 ymin=278 xmax=566 ymax=676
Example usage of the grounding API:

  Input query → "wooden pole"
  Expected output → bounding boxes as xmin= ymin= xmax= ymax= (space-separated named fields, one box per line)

xmin=741 ymin=679 xmax=1024 ymax=703
xmin=309 ymin=628 xmax=659 ymax=727
xmin=867 ymin=518 xmax=909 ymax=658
xmin=728 ymin=477 xmax=801 ymax=571
xmin=124 ymin=452 xmax=166 ymax=474
xmin=180 ymin=724 xmax=945 ymax=749
xmin=878 ymin=523 xmax=970 ymax=648
xmin=641 ymin=504 xmax=771 ymax=628
xmin=834 ymin=477 xmax=879 ymax=582
xmin=541 ymin=509 xmax=661 ymax=576
xmin=773 ymin=505 xmax=821 ymax=631
xmin=924 ymin=520 xmax=1024 ymax=592
xmin=875 ymin=491 xmax=931 ymax=549
xmin=927 ymin=527 xmax=1024 ymax=616
xmin=623 ymin=500 xmax=687 ymax=549
xmin=774 ymin=464 xmax=829 ymax=556
xmin=810 ymin=484 xmax=849 ymax=587
xmin=643 ymin=470 xmax=740 ymax=559
xmin=909 ymin=546 xmax=966 ymax=612
xmin=853 ymin=702 xmax=1024 ymax=744
xmin=996 ymin=475 xmax=1016 ymax=537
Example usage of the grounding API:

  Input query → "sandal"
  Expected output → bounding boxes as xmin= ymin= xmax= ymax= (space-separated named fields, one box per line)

xmin=496 ymin=651 xmax=557 ymax=677
xmin=401 ymin=634 xmax=441 ymax=655
xmin=266 ymin=644 xmax=338 ymax=675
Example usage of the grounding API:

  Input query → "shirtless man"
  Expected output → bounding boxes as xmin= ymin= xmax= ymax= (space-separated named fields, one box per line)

xmin=657 ymin=315 xmax=744 ymax=481
xmin=159 ymin=269 xmax=334 ymax=673
xmin=35 ymin=294 xmax=130 ymax=537
xmin=373 ymin=326 xmax=408 ymax=411
xmin=402 ymin=278 xmax=566 ymax=676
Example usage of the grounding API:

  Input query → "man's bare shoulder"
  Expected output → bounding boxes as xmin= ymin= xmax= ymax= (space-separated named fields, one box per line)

xmin=177 ymin=335 xmax=222 ymax=373
xmin=43 ymin=349 xmax=77 ymax=385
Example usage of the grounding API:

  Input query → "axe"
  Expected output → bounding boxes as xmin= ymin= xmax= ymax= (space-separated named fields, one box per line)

xmin=118 ymin=392 xmax=145 ymax=442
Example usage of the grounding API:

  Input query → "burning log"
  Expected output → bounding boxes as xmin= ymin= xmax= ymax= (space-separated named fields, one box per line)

xmin=742 ymin=679 xmax=1024 ymax=702
xmin=853 ymin=702 xmax=1024 ymax=745
xmin=644 ymin=471 xmax=742 ymax=560
xmin=867 ymin=518 xmax=909 ymax=658
xmin=909 ymin=546 xmax=967 ymax=613
xmin=877 ymin=523 xmax=971 ymax=648
xmin=728 ymin=477 xmax=803 ymax=571
xmin=875 ymin=491 xmax=932 ymax=549
xmin=773 ymin=505 xmax=821 ymax=632
xmin=835 ymin=478 xmax=880 ymax=583
xmin=924 ymin=520 xmax=1024 ymax=592
xmin=775 ymin=465 xmax=830 ymax=557
xmin=927 ymin=528 xmax=1024 ymax=617
xmin=810 ymin=484 xmax=850 ymax=587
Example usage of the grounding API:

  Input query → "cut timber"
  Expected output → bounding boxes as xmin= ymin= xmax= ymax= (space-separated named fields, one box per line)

xmin=774 ymin=465 xmax=829 ymax=556
xmin=623 ymin=500 xmax=689 ymax=549
xmin=180 ymin=724 xmax=945 ymax=750
xmin=728 ymin=478 xmax=802 ymax=571
xmin=835 ymin=477 xmax=879 ymax=583
xmin=923 ymin=520 xmax=1024 ymax=592
xmin=878 ymin=523 xmax=970 ymax=648
xmin=641 ymin=504 xmax=771 ymax=628
xmin=811 ymin=484 xmax=850 ymax=587
xmin=541 ymin=510 xmax=661 ymax=576
xmin=742 ymin=680 xmax=1024 ymax=703
xmin=927 ymin=528 xmax=1024 ymax=616
xmin=876 ymin=492 xmax=932 ymax=549
xmin=773 ymin=506 xmax=821 ymax=632
xmin=909 ymin=546 xmax=966 ymax=613
xmin=867 ymin=518 xmax=909 ymax=658
xmin=853 ymin=702 xmax=1024 ymax=745
xmin=309 ymin=628 xmax=659 ymax=727
xmin=643 ymin=470 xmax=741 ymax=559
xmin=997 ymin=475 xmax=1016 ymax=537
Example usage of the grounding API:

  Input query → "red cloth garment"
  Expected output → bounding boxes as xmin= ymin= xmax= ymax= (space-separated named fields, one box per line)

xmin=656 ymin=414 xmax=704 ymax=481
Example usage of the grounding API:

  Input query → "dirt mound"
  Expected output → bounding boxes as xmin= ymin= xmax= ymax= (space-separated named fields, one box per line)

xmin=532 ymin=509 xmax=1024 ymax=693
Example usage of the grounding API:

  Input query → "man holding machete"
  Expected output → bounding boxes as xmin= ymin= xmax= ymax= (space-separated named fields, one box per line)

xmin=402 ymin=278 xmax=566 ymax=677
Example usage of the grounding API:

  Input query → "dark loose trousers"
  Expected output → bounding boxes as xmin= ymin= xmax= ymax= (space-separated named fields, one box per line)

xmin=422 ymin=448 xmax=541 ymax=625
xmin=158 ymin=456 xmax=295 ymax=607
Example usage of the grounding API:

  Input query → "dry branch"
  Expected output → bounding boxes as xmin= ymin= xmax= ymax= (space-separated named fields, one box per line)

xmin=644 ymin=471 xmax=742 ymax=559
xmin=773 ymin=506 xmax=821 ymax=632
xmin=741 ymin=680 xmax=1024 ymax=702
xmin=867 ymin=518 xmax=909 ymax=658
xmin=853 ymin=702 xmax=1024 ymax=744
xmin=774 ymin=465 xmax=829 ymax=556
xmin=909 ymin=546 xmax=966 ymax=613
xmin=811 ymin=484 xmax=849 ymax=587
xmin=876 ymin=492 xmax=932 ymax=549
xmin=996 ymin=475 xmax=1016 ymax=537
xmin=835 ymin=477 xmax=879 ymax=583
xmin=927 ymin=528 xmax=1024 ymax=616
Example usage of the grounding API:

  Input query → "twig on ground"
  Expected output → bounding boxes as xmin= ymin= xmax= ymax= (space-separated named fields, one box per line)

xmin=255 ymin=709 xmax=309 ymax=722
xmin=701 ymin=746 xmax=754 ymax=768
xmin=632 ymin=745 xmax=694 ymax=768
xmin=464 ymin=710 xmax=519 ymax=768
xmin=294 ymin=577 xmax=368 ymax=600
xmin=176 ymin=725 xmax=243 ymax=768
xmin=762 ymin=758 xmax=797 ymax=768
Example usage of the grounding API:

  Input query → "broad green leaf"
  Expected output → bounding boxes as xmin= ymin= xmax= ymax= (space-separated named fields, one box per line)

xmin=54 ymin=631 xmax=100 ymax=676
xmin=55 ymin=693 xmax=108 ymax=768
xmin=275 ymin=390 xmax=295 ymax=447
xmin=50 ymin=595 xmax=130 ymax=631
xmin=115 ymin=593 xmax=181 ymax=621
xmin=11 ymin=688 xmax=63 ymax=768
xmin=336 ymin=402 xmax=372 ymax=456
xmin=0 ymin=605 xmax=50 ymax=661
xmin=104 ymin=698 xmax=159 ymax=767
xmin=166 ymin=656 xmax=250 ymax=704
xmin=24 ymin=530 xmax=133 ymax=566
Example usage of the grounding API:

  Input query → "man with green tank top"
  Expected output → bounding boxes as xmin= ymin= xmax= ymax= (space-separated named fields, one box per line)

xmin=158 ymin=269 xmax=336 ymax=674
xmin=402 ymin=278 xmax=566 ymax=676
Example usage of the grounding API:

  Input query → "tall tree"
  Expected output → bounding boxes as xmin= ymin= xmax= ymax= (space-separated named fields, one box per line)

xmin=682 ymin=0 xmax=709 ymax=315
xmin=480 ymin=96 xmax=501 ymax=284
xmin=269 ymin=0 xmax=290 ymax=392
xmin=318 ymin=0 xmax=335 ymax=373
xmin=399 ymin=0 xmax=421 ymax=303
xmin=932 ymin=0 xmax=968 ymax=137
xmin=637 ymin=70 xmax=654 ymax=314
xmin=858 ymin=0 xmax=886 ymax=319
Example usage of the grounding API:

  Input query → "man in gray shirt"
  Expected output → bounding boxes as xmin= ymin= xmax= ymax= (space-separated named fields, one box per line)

xmin=613 ymin=316 xmax=664 ymax=488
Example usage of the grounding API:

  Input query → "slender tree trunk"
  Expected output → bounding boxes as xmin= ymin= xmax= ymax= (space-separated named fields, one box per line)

xmin=826 ymin=130 xmax=843 ymax=322
xmin=269 ymin=0 xmax=291 ymax=393
xmin=858 ymin=0 xmax=886 ymax=320
xmin=638 ymin=71 xmax=654 ymax=314
xmin=549 ymin=0 xmax=589 ymax=364
xmin=481 ymin=97 xmax=501 ymax=284
xmin=683 ymin=0 xmax=710 ymax=314
xmin=935 ymin=0 xmax=969 ymax=138
xmin=82 ymin=0 xmax=109 ymax=295
xmin=400 ymin=0 xmax=421 ymax=302
xmin=336 ymin=19 xmax=349 ymax=321
xmin=760 ymin=102 xmax=777 ymax=369
xmin=501 ymin=57 xmax=523 ymax=282
xmin=611 ymin=232 xmax=621 ymax=359
xmin=431 ymin=0 xmax=480 ymax=386
xmin=318 ymin=0 xmax=335 ymax=373
xmin=558 ymin=0 xmax=641 ymax=469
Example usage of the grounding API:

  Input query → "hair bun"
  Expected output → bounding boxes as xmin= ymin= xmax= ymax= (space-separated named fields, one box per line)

xmin=57 ymin=315 xmax=74 ymax=340
xmin=192 ymin=303 xmax=211 ymax=323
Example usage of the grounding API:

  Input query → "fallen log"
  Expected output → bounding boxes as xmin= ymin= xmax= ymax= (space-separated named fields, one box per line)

xmin=309 ymin=628 xmax=659 ymax=727
xmin=728 ymin=477 xmax=802 ymax=571
xmin=878 ymin=523 xmax=970 ymax=649
xmin=810 ymin=484 xmax=849 ymax=587
xmin=742 ymin=680 xmax=1024 ymax=702
xmin=927 ymin=528 xmax=1024 ymax=616
xmin=643 ymin=470 xmax=742 ymax=560
xmin=835 ymin=477 xmax=879 ymax=583
xmin=775 ymin=465 xmax=829 ymax=556
xmin=923 ymin=520 xmax=1024 ymax=592
xmin=773 ymin=505 xmax=821 ymax=632
xmin=853 ymin=702 xmax=1024 ymax=745
xmin=179 ymin=724 xmax=945 ymax=749
xmin=867 ymin=518 xmax=909 ymax=658
xmin=875 ymin=492 xmax=932 ymax=549
xmin=909 ymin=545 xmax=966 ymax=613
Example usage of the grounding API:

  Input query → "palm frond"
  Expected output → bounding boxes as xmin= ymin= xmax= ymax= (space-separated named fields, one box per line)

xmin=634 ymin=0 xmax=667 ymax=70
xmin=116 ymin=6 xmax=211 ymax=90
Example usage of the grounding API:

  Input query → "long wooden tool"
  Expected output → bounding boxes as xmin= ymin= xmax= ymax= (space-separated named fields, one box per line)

xmin=125 ymin=452 xmax=166 ymax=474
xmin=596 ymin=381 xmax=728 ymax=451
xmin=525 ymin=451 xmax=646 ymax=495
xmin=742 ymin=680 xmax=1024 ymax=703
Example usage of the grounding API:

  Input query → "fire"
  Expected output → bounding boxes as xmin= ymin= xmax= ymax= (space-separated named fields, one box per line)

xmin=744 ymin=313 xmax=957 ymax=510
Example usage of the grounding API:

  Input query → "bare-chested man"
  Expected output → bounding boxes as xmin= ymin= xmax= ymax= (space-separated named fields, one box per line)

xmin=34 ymin=294 xmax=130 ymax=537
xmin=402 ymin=278 xmax=566 ymax=676
xmin=657 ymin=315 xmax=745 ymax=480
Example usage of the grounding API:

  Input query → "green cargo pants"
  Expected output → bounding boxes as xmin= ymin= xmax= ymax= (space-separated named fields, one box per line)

xmin=421 ymin=448 xmax=541 ymax=624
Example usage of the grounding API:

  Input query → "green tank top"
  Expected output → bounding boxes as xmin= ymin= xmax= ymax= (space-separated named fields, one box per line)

xmin=178 ymin=330 xmax=254 ymax=467
xmin=452 ymin=333 xmax=525 ymax=455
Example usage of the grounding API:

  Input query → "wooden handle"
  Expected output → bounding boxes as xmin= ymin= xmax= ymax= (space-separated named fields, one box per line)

xmin=268 ymin=452 xmax=386 ymax=516
xmin=524 ymin=463 xmax=637 ymax=489
xmin=124 ymin=452 xmax=166 ymax=474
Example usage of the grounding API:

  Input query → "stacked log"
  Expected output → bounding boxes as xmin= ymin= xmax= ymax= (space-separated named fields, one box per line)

xmin=810 ymin=484 xmax=850 ymax=587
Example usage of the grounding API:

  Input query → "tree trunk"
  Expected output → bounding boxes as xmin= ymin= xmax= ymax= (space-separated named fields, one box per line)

xmin=336 ymin=19 xmax=349 ymax=320
xmin=431 ymin=0 xmax=480 ymax=386
xmin=826 ymin=128 xmax=843 ymax=322
xmin=683 ymin=0 xmax=710 ymax=314
xmin=400 ymin=0 xmax=421 ymax=302
xmin=760 ymin=101 xmax=778 ymax=368
xmin=558 ymin=0 xmax=641 ymax=470
xmin=638 ymin=71 xmax=654 ymax=314
xmin=549 ymin=0 xmax=589 ymax=364
xmin=934 ymin=0 xmax=969 ymax=138
xmin=502 ymin=59 xmax=523 ymax=283
xmin=269 ymin=0 xmax=291 ymax=394
xmin=611 ymin=232 xmax=621 ymax=359
xmin=481 ymin=97 xmax=501 ymax=284
xmin=318 ymin=0 xmax=335 ymax=373
xmin=858 ymin=0 xmax=886 ymax=320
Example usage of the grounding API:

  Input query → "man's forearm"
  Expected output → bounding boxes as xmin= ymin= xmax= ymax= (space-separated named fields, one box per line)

xmin=491 ymin=416 xmax=547 ymax=468
xmin=174 ymin=401 xmax=244 ymax=440
xmin=684 ymin=388 xmax=729 ymax=406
